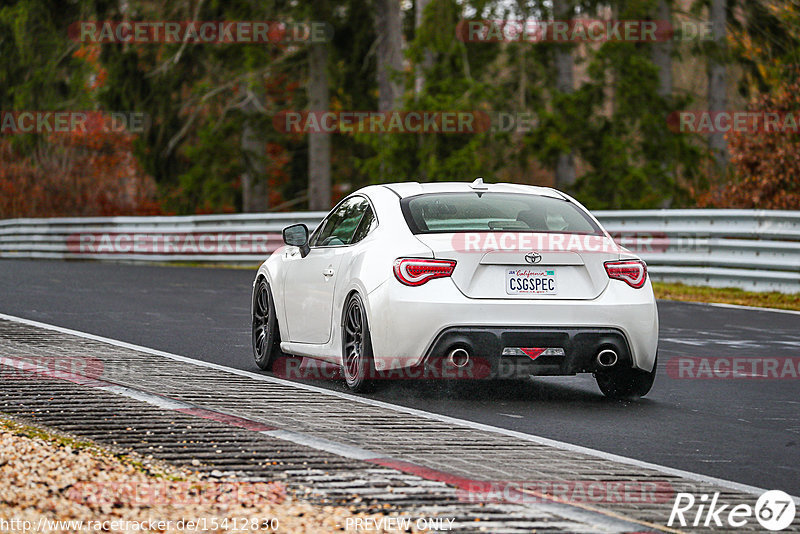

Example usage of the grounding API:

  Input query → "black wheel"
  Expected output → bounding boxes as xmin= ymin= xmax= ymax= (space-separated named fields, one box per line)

xmin=341 ymin=293 xmax=376 ymax=392
xmin=252 ymin=278 xmax=280 ymax=370
xmin=595 ymin=356 xmax=657 ymax=400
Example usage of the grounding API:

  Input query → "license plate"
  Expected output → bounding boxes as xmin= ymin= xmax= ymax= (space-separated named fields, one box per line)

xmin=506 ymin=268 xmax=557 ymax=295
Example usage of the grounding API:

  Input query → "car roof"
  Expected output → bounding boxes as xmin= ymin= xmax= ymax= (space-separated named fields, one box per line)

xmin=380 ymin=181 xmax=567 ymax=200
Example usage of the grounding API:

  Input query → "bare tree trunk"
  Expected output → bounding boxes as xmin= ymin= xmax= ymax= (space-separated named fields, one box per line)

xmin=708 ymin=0 xmax=728 ymax=167
xmin=308 ymin=42 xmax=331 ymax=211
xmin=553 ymin=0 xmax=575 ymax=189
xmin=414 ymin=0 xmax=433 ymax=98
xmin=240 ymin=86 xmax=267 ymax=212
xmin=414 ymin=0 xmax=431 ymax=179
xmin=516 ymin=0 xmax=527 ymax=109
xmin=652 ymin=0 xmax=672 ymax=99
xmin=652 ymin=0 xmax=673 ymax=207
xmin=375 ymin=0 xmax=404 ymax=111
xmin=241 ymin=122 xmax=267 ymax=212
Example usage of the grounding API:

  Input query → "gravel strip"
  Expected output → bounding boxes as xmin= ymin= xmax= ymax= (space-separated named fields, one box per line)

xmin=0 ymin=419 xmax=418 ymax=533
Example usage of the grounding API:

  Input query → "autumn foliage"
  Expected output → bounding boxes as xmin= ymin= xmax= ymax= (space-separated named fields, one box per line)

xmin=0 ymin=122 xmax=160 ymax=218
xmin=697 ymin=74 xmax=800 ymax=209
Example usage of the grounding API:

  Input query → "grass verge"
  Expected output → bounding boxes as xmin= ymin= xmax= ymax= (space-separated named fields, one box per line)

xmin=653 ymin=282 xmax=800 ymax=312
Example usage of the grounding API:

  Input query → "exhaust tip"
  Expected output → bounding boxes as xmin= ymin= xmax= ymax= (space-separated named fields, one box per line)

xmin=597 ymin=349 xmax=618 ymax=368
xmin=448 ymin=347 xmax=470 ymax=368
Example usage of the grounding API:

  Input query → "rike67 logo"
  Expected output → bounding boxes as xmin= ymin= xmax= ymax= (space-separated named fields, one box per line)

xmin=668 ymin=490 xmax=796 ymax=531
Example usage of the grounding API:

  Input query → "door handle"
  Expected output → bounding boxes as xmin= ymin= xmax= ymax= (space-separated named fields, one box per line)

xmin=323 ymin=268 xmax=335 ymax=277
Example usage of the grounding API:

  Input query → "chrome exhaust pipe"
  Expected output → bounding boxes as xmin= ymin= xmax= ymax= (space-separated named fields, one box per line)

xmin=447 ymin=347 xmax=470 ymax=368
xmin=596 ymin=349 xmax=618 ymax=368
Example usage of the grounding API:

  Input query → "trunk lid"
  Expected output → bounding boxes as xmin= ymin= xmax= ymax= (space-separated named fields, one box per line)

xmin=414 ymin=233 xmax=620 ymax=300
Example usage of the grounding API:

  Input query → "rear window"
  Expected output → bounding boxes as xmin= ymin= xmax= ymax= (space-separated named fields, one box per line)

xmin=400 ymin=193 xmax=602 ymax=235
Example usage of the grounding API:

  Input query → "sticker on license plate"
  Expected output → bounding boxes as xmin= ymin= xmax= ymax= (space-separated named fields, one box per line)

xmin=506 ymin=268 xmax=557 ymax=295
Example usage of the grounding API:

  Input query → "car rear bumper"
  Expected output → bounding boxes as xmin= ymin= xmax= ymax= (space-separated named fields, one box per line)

xmin=365 ymin=277 xmax=658 ymax=373
xmin=422 ymin=326 xmax=633 ymax=378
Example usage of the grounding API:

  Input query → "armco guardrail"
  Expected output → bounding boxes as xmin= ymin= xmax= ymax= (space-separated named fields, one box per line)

xmin=1 ymin=209 xmax=798 ymax=293
xmin=0 ymin=212 xmax=327 ymax=264
xmin=599 ymin=209 xmax=800 ymax=294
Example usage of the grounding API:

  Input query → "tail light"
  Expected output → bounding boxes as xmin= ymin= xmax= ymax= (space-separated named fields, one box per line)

xmin=604 ymin=259 xmax=647 ymax=289
xmin=394 ymin=258 xmax=456 ymax=286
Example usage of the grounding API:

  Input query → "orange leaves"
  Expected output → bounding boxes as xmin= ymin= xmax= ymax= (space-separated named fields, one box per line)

xmin=697 ymin=74 xmax=800 ymax=209
xmin=73 ymin=44 xmax=108 ymax=91
xmin=0 ymin=119 xmax=159 ymax=218
xmin=73 ymin=44 xmax=100 ymax=64
xmin=265 ymin=142 xmax=289 ymax=207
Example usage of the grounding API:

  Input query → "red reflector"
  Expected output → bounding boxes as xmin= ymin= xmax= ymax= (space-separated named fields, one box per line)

xmin=520 ymin=348 xmax=545 ymax=360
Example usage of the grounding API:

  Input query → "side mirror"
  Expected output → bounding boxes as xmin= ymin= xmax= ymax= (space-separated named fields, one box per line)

xmin=283 ymin=223 xmax=310 ymax=257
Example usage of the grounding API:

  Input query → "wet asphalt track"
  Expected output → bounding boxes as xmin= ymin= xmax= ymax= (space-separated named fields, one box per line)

xmin=1 ymin=259 xmax=798 ymax=494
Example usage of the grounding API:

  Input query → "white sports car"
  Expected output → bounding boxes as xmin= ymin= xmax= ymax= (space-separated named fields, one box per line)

xmin=252 ymin=180 xmax=658 ymax=399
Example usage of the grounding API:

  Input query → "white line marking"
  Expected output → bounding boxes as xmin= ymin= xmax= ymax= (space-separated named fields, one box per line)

xmin=664 ymin=299 xmax=800 ymax=316
xmin=264 ymin=430 xmax=384 ymax=461
xmin=497 ymin=413 xmax=524 ymax=419
xmin=104 ymin=385 xmax=193 ymax=410
xmin=1 ymin=312 xmax=797 ymax=503
xmin=706 ymin=302 xmax=800 ymax=315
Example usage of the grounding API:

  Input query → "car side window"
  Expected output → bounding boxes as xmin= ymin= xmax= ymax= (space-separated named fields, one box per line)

xmin=351 ymin=205 xmax=377 ymax=244
xmin=310 ymin=196 xmax=370 ymax=247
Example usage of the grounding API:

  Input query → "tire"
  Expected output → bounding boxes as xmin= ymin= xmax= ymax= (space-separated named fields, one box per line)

xmin=252 ymin=278 xmax=280 ymax=371
xmin=341 ymin=293 xmax=376 ymax=393
xmin=595 ymin=355 xmax=657 ymax=400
